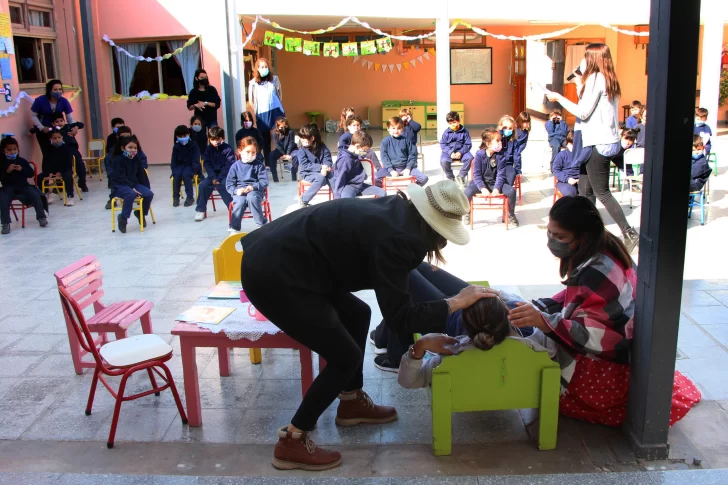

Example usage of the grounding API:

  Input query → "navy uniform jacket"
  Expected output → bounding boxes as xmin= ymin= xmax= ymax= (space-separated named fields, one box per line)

xmin=0 ymin=156 xmax=35 ymax=187
xmin=546 ymin=120 xmax=568 ymax=144
xmin=202 ymin=143 xmax=235 ymax=182
xmin=106 ymin=133 xmax=118 ymax=154
xmin=295 ymin=145 xmax=333 ymax=178
xmin=241 ymin=195 xmax=449 ymax=335
xmin=337 ymin=132 xmax=353 ymax=152
xmin=694 ymin=124 xmax=712 ymax=153
xmin=634 ymin=124 xmax=646 ymax=148
xmin=42 ymin=144 xmax=73 ymax=174
xmin=513 ymin=129 xmax=529 ymax=174
xmin=110 ymin=154 xmax=150 ymax=188
xmin=331 ymin=149 xmax=366 ymax=199
xmin=690 ymin=154 xmax=712 ymax=191
xmin=402 ymin=120 xmax=421 ymax=146
xmin=191 ymin=129 xmax=208 ymax=155
xmin=273 ymin=129 xmax=296 ymax=155
xmin=625 ymin=116 xmax=639 ymax=129
xmin=552 ymin=149 xmax=579 ymax=183
xmin=235 ymin=127 xmax=265 ymax=148
xmin=472 ymin=149 xmax=502 ymax=190
xmin=225 ymin=155 xmax=269 ymax=194
xmin=171 ymin=141 xmax=201 ymax=172
xmin=380 ymin=136 xmax=417 ymax=170
xmin=439 ymin=126 xmax=472 ymax=162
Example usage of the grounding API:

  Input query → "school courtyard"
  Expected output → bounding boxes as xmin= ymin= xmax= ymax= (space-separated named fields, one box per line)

xmin=0 ymin=133 xmax=727 ymax=484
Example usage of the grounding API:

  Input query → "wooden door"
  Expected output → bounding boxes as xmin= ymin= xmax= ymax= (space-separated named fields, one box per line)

xmin=511 ymin=41 xmax=526 ymax=117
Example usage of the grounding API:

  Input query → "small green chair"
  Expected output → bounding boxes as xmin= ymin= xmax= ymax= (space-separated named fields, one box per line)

xmin=305 ymin=111 xmax=325 ymax=126
xmin=609 ymin=162 xmax=622 ymax=190
xmin=707 ymin=152 xmax=718 ymax=177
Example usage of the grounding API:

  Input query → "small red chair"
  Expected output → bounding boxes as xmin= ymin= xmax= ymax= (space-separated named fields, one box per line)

xmin=227 ymin=187 xmax=273 ymax=224
xmin=297 ymin=179 xmax=333 ymax=204
xmin=513 ymin=174 xmax=523 ymax=206
xmin=58 ymin=286 xmax=187 ymax=449
xmin=54 ymin=256 xmax=155 ymax=375
xmin=9 ymin=161 xmax=39 ymax=228
xmin=382 ymin=175 xmax=416 ymax=196
xmin=470 ymin=194 xmax=509 ymax=230
xmin=358 ymin=159 xmax=380 ymax=199
xmin=553 ymin=177 xmax=563 ymax=204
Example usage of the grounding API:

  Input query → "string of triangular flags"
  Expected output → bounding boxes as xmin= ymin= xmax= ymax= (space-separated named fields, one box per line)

xmin=350 ymin=49 xmax=436 ymax=73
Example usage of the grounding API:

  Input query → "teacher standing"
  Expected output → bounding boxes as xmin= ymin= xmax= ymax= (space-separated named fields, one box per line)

xmin=30 ymin=79 xmax=75 ymax=154
xmin=547 ymin=44 xmax=639 ymax=252
xmin=186 ymin=69 xmax=221 ymax=128
xmin=241 ymin=181 xmax=487 ymax=471
xmin=248 ymin=58 xmax=284 ymax=166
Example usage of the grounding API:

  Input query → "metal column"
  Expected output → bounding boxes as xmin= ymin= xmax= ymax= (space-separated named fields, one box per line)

xmin=78 ymin=0 xmax=103 ymax=139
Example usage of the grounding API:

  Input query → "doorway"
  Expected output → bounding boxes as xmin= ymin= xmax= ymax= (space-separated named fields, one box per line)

xmin=511 ymin=40 xmax=526 ymax=117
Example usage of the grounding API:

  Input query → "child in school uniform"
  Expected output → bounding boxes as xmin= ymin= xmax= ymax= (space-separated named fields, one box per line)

xmin=109 ymin=135 xmax=153 ymax=234
xmin=611 ymin=128 xmax=639 ymax=177
xmin=331 ymin=130 xmax=386 ymax=200
xmin=235 ymin=111 xmax=265 ymax=148
xmin=171 ymin=125 xmax=201 ymax=207
xmin=378 ymin=116 xmax=428 ymax=187
xmin=335 ymin=107 xmax=356 ymax=136
xmin=104 ymin=126 xmax=132 ymax=209
xmin=195 ymin=126 xmax=235 ymax=222
xmin=400 ymin=107 xmax=421 ymax=146
xmin=50 ymin=112 xmax=88 ymax=192
xmin=106 ymin=118 xmax=125 ymax=155
xmin=462 ymin=128 xmax=505 ymax=226
xmin=268 ymin=117 xmax=295 ymax=183
xmin=226 ymin=136 xmax=269 ymax=232
xmin=495 ymin=115 xmax=520 ymax=227
xmin=292 ymin=123 xmax=333 ymax=205
xmin=694 ymin=108 xmax=713 ymax=156
xmin=625 ymin=101 xmax=642 ymax=129
xmin=690 ymin=135 xmax=712 ymax=193
xmin=514 ymin=111 xmax=531 ymax=177
xmin=38 ymin=129 xmax=75 ymax=206
xmin=552 ymin=129 xmax=579 ymax=198
xmin=546 ymin=109 xmax=568 ymax=172
xmin=634 ymin=108 xmax=647 ymax=148
xmin=0 ymin=137 xmax=47 ymax=235
xmin=337 ymin=115 xmax=381 ymax=170
xmin=190 ymin=116 xmax=208 ymax=154
xmin=439 ymin=111 xmax=473 ymax=188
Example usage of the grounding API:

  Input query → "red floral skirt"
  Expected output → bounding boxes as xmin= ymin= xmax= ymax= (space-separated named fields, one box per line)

xmin=558 ymin=358 xmax=701 ymax=427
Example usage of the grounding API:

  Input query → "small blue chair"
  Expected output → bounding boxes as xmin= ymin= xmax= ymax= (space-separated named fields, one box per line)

xmin=688 ymin=189 xmax=706 ymax=225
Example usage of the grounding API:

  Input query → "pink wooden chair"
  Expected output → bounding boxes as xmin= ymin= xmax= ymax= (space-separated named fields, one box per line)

xmin=58 ymin=286 xmax=187 ymax=448
xmin=54 ymin=255 xmax=154 ymax=375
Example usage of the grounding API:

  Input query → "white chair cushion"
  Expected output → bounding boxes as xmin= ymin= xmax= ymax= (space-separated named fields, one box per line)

xmin=99 ymin=334 xmax=172 ymax=368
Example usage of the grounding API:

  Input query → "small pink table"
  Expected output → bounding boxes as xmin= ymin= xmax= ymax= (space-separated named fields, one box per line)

xmin=171 ymin=322 xmax=314 ymax=427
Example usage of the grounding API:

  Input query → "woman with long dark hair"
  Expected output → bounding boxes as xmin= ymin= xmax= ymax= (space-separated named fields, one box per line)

xmin=30 ymin=80 xmax=75 ymax=154
xmin=547 ymin=44 xmax=639 ymax=252
xmin=186 ymin=69 xmax=221 ymax=128
xmin=248 ymin=58 xmax=284 ymax=166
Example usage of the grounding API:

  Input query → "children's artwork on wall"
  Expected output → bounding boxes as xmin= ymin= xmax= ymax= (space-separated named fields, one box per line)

xmin=285 ymin=37 xmax=303 ymax=53
xmin=323 ymin=43 xmax=340 ymax=58
xmin=0 ymin=54 xmax=12 ymax=80
xmin=361 ymin=40 xmax=376 ymax=56
xmin=303 ymin=40 xmax=320 ymax=56
xmin=376 ymin=37 xmax=393 ymax=53
xmin=342 ymin=42 xmax=358 ymax=57
xmin=4 ymin=83 xmax=12 ymax=103
xmin=264 ymin=31 xmax=284 ymax=50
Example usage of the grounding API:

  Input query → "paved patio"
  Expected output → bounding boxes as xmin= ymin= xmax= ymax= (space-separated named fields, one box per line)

xmin=0 ymin=132 xmax=726 ymax=480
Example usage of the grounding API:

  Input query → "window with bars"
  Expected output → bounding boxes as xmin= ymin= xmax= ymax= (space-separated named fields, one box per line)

xmin=10 ymin=0 xmax=58 ymax=86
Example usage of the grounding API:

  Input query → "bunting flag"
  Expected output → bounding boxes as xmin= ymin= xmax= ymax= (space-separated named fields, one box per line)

xmin=374 ymin=63 xmax=381 ymax=71
xmin=403 ymin=63 xmax=410 ymax=71
xmin=417 ymin=56 xmax=424 ymax=64
xmin=423 ymin=52 xmax=430 ymax=61
xmin=409 ymin=60 xmax=417 ymax=68
xmin=367 ymin=61 xmax=374 ymax=70
xmin=396 ymin=64 xmax=402 ymax=72
xmin=1 ymin=85 xmax=83 ymax=118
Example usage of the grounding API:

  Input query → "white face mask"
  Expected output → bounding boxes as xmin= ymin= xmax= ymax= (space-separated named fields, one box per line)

xmin=349 ymin=145 xmax=366 ymax=156
xmin=301 ymin=139 xmax=310 ymax=147
xmin=240 ymin=152 xmax=256 ymax=163
xmin=621 ymin=140 xmax=632 ymax=149
xmin=243 ymin=121 xmax=253 ymax=129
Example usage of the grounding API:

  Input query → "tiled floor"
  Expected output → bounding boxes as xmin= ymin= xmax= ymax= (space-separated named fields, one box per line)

xmin=0 ymin=134 xmax=727 ymax=477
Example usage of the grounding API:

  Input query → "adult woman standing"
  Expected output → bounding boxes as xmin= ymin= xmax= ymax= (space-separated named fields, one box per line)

xmin=547 ymin=44 xmax=639 ymax=252
xmin=248 ymin=58 xmax=284 ymax=165
xmin=241 ymin=181 xmax=488 ymax=471
xmin=30 ymin=80 xmax=75 ymax=153
xmin=186 ymin=69 xmax=221 ymax=128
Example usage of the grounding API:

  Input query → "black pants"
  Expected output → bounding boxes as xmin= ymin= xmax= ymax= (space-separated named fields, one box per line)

xmin=241 ymin=263 xmax=371 ymax=432
xmin=0 ymin=186 xmax=46 ymax=224
xmin=375 ymin=262 xmax=469 ymax=361
xmin=260 ymin=129 xmax=272 ymax=172
xmin=578 ymin=149 xmax=632 ymax=234
xmin=268 ymin=149 xmax=283 ymax=182
xmin=72 ymin=149 xmax=87 ymax=187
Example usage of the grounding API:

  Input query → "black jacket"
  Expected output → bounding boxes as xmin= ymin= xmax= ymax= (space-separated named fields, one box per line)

xmin=241 ymin=195 xmax=449 ymax=334
xmin=42 ymin=144 xmax=74 ymax=174
xmin=0 ymin=156 xmax=35 ymax=187
xmin=109 ymin=154 xmax=150 ymax=188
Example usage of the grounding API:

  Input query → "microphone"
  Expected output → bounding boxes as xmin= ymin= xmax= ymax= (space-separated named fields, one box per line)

xmin=566 ymin=66 xmax=582 ymax=81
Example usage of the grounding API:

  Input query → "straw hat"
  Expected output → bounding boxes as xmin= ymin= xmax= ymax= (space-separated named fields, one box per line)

xmin=408 ymin=180 xmax=470 ymax=245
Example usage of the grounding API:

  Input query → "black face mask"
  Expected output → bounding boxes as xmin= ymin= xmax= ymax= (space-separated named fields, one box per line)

xmin=198 ymin=78 xmax=209 ymax=87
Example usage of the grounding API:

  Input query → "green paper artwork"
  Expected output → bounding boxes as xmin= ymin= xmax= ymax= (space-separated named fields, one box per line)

xmin=285 ymin=37 xmax=303 ymax=52
xmin=323 ymin=43 xmax=340 ymax=58
xmin=264 ymin=31 xmax=284 ymax=49
xmin=360 ymin=40 xmax=376 ymax=55
xmin=342 ymin=42 xmax=358 ymax=57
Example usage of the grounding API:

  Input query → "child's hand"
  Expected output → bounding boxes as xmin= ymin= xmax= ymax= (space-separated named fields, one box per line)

xmin=70 ymin=126 xmax=79 ymax=136
xmin=54 ymin=172 xmax=61 ymax=177
xmin=319 ymin=166 xmax=328 ymax=176
xmin=6 ymin=164 xmax=15 ymax=173
xmin=492 ymin=188 xmax=501 ymax=196
xmin=450 ymin=152 xmax=457 ymax=159
xmin=411 ymin=334 xmax=460 ymax=359
xmin=389 ymin=170 xmax=397 ymax=177
xmin=509 ymin=302 xmax=551 ymax=333
xmin=480 ymin=188 xmax=491 ymax=195
xmin=212 ymin=179 xmax=219 ymax=185
xmin=402 ymin=168 xmax=411 ymax=177
xmin=568 ymin=177 xmax=578 ymax=185
xmin=14 ymin=164 xmax=22 ymax=171
xmin=236 ymin=188 xmax=245 ymax=196
xmin=244 ymin=186 xmax=254 ymax=194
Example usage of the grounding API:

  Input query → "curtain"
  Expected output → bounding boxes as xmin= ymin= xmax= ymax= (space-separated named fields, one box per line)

xmin=564 ymin=45 xmax=587 ymax=84
xmin=168 ymin=38 xmax=200 ymax=92
xmin=117 ymin=43 xmax=148 ymax=96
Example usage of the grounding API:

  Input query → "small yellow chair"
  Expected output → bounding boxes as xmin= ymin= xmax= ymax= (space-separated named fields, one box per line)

xmin=85 ymin=139 xmax=105 ymax=181
xmin=170 ymin=173 xmax=200 ymax=203
xmin=212 ymin=233 xmax=261 ymax=364
xmin=110 ymin=196 xmax=156 ymax=232
xmin=41 ymin=175 xmax=67 ymax=206
xmin=72 ymin=155 xmax=83 ymax=201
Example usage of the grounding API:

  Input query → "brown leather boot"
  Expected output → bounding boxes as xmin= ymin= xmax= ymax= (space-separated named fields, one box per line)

xmin=335 ymin=389 xmax=398 ymax=426
xmin=272 ymin=426 xmax=342 ymax=471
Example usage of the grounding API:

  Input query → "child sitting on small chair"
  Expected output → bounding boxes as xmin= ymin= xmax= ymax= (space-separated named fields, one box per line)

xmin=292 ymin=123 xmax=333 ymax=206
xmin=546 ymin=109 xmax=568 ymax=173
xmin=462 ymin=128 xmax=506 ymax=226
xmin=400 ymin=107 xmax=421 ymax=146
xmin=109 ymin=135 xmax=153 ymax=234
xmin=439 ymin=111 xmax=473 ymax=188
xmin=552 ymin=129 xmax=579 ymax=197
xmin=337 ymin=115 xmax=381 ymax=170
xmin=625 ymin=101 xmax=642 ymax=129
xmin=226 ymin=136 xmax=269 ymax=233
xmin=378 ymin=116 xmax=428 ymax=187
xmin=270 ymin=116 xmax=296 ymax=182
xmin=0 ymin=137 xmax=48 ymax=235
xmin=332 ymin=130 xmax=386 ymax=200
xmin=514 ymin=111 xmax=531 ymax=177
xmin=38 ymin=129 xmax=75 ymax=206
xmin=235 ymin=111 xmax=265 ymax=148
xmin=690 ymin=135 xmax=712 ymax=193
xmin=50 ymin=112 xmax=88 ymax=192
xmin=195 ymin=126 xmax=235 ymax=222
xmin=171 ymin=125 xmax=201 ymax=207
xmin=694 ymin=108 xmax=713 ymax=157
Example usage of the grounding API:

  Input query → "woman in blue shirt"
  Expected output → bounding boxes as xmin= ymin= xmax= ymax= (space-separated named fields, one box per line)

xmin=30 ymin=79 xmax=75 ymax=154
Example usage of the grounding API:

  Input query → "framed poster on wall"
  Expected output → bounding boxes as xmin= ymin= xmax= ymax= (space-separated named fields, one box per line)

xmin=450 ymin=47 xmax=492 ymax=85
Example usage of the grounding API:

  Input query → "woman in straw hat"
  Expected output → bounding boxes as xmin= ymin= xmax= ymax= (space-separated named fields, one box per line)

xmin=240 ymin=180 xmax=491 ymax=471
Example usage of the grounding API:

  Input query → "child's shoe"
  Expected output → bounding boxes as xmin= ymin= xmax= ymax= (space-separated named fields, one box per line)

xmin=173 ymin=198 xmax=180 ymax=207
xmin=1 ymin=224 xmax=9 ymax=235
xmin=455 ymin=176 xmax=467 ymax=189
xmin=509 ymin=215 xmax=520 ymax=228
xmin=133 ymin=212 xmax=146 ymax=229
xmin=184 ymin=197 xmax=195 ymax=207
xmin=65 ymin=197 xmax=75 ymax=206
xmin=80 ymin=185 xmax=89 ymax=192
xmin=272 ymin=426 xmax=341 ymax=471
xmin=39 ymin=218 xmax=48 ymax=227
xmin=194 ymin=212 xmax=205 ymax=222
xmin=45 ymin=193 xmax=53 ymax=205
xmin=463 ymin=213 xmax=471 ymax=226
xmin=117 ymin=215 xmax=127 ymax=233
xmin=105 ymin=199 xmax=112 ymax=210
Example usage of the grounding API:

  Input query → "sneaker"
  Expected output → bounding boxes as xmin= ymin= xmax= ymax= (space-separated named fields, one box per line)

xmin=335 ymin=389 xmax=398 ymax=426
xmin=228 ymin=227 xmax=242 ymax=234
xmin=38 ymin=218 xmax=48 ymax=227
xmin=117 ymin=215 xmax=127 ymax=234
xmin=300 ymin=201 xmax=311 ymax=208
xmin=45 ymin=193 xmax=53 ymax=205
xmin=80 ymin=185 xmax=89 ymax=193
xmin=374 ymin=354 xmax=400 ymax=373
xmin=173 ymin=198 xmax=180 ymax=207
xmin=283 ymin=163 xmax=292 ymax=172
xmin=272 ymin=426 xmax=341 ymax=471
xmin=133 ymin=212 xmax=147 ymax=228
xmin=368 ymin=330 xmax=386 ymax=355
xmin=194 ymin=212 xmax=205 ymax=222
xmin=508 ymin=215 xmax=520 ymax=228
xmin=184 ymin=197 xmax=195 ymax=207
xmin=455 ymin=176 xmax=467 ymax=189
xmin=105 ymin=200 xmax=112 ymax=210
xmin=1 ymin=224 xmax=9 ymax=235
xmin=463 ymin=213 xmax=471 ymax=226
xmin=65 ymin=197 xmax=75 ymax=206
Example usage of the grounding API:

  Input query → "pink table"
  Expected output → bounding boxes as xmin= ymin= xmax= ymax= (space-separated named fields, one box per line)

xmin=171 ymin=322 xmax=314 ymax=427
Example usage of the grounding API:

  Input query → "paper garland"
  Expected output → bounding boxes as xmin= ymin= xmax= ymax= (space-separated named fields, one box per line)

xmin=0 ymin=85 xmax=82 ymax=118
xmin=102 ymin=34 xmax=200 ymax=62
xmin=354 ymin=50 xmax=435 ymax=74
xmin=106 ymin=93 xmax=188 ymax=103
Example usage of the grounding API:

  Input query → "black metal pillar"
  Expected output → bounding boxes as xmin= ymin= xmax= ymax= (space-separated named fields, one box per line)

xmin=222 ymin=0 xmax=237 ymax=139
xmin=624 ymin=0 xmax=702 ymax=460
xmin=78 ymin=0 xmax=103 ymax=139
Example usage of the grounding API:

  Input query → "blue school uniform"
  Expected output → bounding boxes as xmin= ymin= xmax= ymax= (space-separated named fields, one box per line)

xmin=694 ymin=123 xmax=712 ymax=156
xmin=235 ymin=127 xmax=265 ymax=149
xmin=378 ymin=135 xmax=428 ymax=186
xmin=196 ymin=142 xmax=235 ymax=213
xmin=337 ymin=132 xmax=382 ymax=170
xmin=625 ymin=116 xmax=639 ymax=129
xmin=294 ymin=144 xmax=333 ymax=204
xmin=402 ymin=120 xmax=421 ymax=146
xmin=171 ymin=141 xmax=201 ymax=200
xmin=60 ymin=127 xmax=87 ymax=189
xmin=331 ymin=149 xmax=386 ymax=200
xmin=110 ymin=153 xmax=153 ymax=220
xmin=0 ymin=155 xmax=46 ymax=225
xmin=463 ymin=149 xmax=502 ymax=201
xmin=39 ymin=143 xmax=75 ymax=199
xmin=514 ymin=129 xmax=529 ymax=175
xmin=494 ymin=142 xmax=517 ymax=217
xmin=439 ymin=125 xmax=473 ymax=179
xmin=267 ymin=129 xmax=296 ymax=183
xmin=690 ymin=154 xmax=712 ymax=192
xmin=546 ymin=119 xmax=568 ymax=167
xmin=552 ymin=149 xmax=579 ymax=197
xmin=226 ymin=155 xmax=269 ymax=228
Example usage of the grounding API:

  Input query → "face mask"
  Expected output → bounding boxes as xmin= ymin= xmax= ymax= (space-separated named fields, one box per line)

xmin=51 ymin=140 xmax=64 ymax=147
xmin=692 ymin=152 xmax=703 ymax=160
xmin=349 ymin=146 xmax=366 ymax=156
xmin=695 ymin=119 xmax=704 ymax=127
xmin=51 ymin=92 xmax=62 ymax=100
xmin=301 ymin=139 xmax=310 ymax=147
xmin=6 ymin=153 xmax=18 ymax=160
xmin=244 ymin=121 xmax=253 ymax=129
xmin=258 ymin=67 xmax=269 ymax=77
xmin=177 ymin=136 xmax=190 ymax=145
xmin=547 ymin=235 xmax=575 ymax=259
xmin=240 ymin=152 xmax=256 ymax=163
xmin=123 ymin=150 xmax=136 ymax=159
xmin=448 ymin=124 xmax=459 ymax=131
xmin=492 ymin=143 xmax=502 ymax=153
xmin=621 ymin=140 xmax=631 ymax=149
xmin=198 ymin=78 xmax=209 ymax=87
xmin=113 ymin=127 xmax=119 ymax=134
xmin=192 ymin=125 xmax=203 ymax=133
xmin=502 ymin=129 xmax=513 ymax=138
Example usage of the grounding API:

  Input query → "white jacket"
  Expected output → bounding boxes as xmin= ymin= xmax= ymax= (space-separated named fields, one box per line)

xmin=557 ymin=72 xmax=620 ymax=148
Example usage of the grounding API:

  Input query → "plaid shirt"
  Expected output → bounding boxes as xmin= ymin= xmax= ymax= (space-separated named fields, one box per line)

xmin=533 ymin=252 xmax=637 ymax=387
